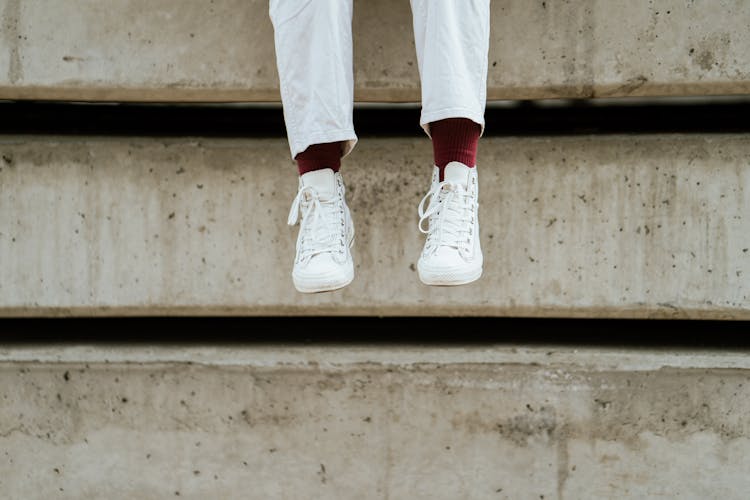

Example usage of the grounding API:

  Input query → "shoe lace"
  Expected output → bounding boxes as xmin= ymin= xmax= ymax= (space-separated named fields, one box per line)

xmin=287 ymin=185 xmax=346 ymax=263
xmin=418 ymin=180 xmax=474 ymax=256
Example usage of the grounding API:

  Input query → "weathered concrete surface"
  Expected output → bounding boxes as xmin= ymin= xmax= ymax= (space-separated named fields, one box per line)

xmin=0 ymin=345 xmax=749 ymax=499
xmin=1 ymin=0 xmax=749 ymax=102
xmin=0 ymin=134 xmax=748 ymax=317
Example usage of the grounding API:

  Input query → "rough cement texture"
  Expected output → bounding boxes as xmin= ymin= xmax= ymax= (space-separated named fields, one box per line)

xmin=0 ymin=345 xmax=749 ymax=499
xmin=0 ymin=134 xmax=748 ymax=317
xmin=1 ymin=0 xmax=749 ymax=101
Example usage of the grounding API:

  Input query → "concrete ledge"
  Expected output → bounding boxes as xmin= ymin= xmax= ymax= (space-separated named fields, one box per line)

xmin=0 ymin=134 xmax=748 ymax=317
xmin=2 ymin=345 xmax=749 ymax=370
xmin=0 ymin=345 xmax=748 ymax=498
xmin=1 ymin=0 xmax=749 ymax=102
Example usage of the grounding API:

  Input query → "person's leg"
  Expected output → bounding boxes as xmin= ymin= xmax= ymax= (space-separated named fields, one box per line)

xmin=410 ymin=0 xmax=490 ymax=286
xmin=269 ymin=0 xmax=356 ymax=293
xmin=410 ymin=0 xmax=489 ymax=143
xmin=269 ymin=0 xmax=357 ymax=166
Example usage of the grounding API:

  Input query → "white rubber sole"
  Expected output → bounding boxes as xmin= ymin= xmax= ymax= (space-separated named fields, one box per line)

xmin=293 ymin=271 xmax=354 ymax=294
xmin=417 ymin=263 xmax=483 ymax=286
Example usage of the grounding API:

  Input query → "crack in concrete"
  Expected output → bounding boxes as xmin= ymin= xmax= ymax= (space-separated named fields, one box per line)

xmin=556 ymin=428 xmax=570 ymax=500
xmin=0 ymin=425 xmax=26 ymax=438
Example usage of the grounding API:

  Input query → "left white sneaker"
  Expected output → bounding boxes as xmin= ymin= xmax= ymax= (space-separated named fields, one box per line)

xmin=417 ymin=161 xmax=483 ymax=286
xmin=287 ymin=168 xmax=355 ymax=293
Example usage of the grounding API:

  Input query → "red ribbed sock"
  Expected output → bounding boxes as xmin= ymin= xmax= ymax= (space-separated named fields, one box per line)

xmin=430 ymin=118 xmax=480 ymax=181
xmin=295 ymin=141 xmax=342 ymax=176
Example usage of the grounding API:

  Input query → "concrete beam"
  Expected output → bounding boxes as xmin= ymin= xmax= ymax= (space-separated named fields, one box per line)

xmin=1 ymin=0 xmax=749 ymax=102
xmin=0 ymin=345 xmax=749 ymax=498
xmin=0 ymin=134 xmax=748 ymax=317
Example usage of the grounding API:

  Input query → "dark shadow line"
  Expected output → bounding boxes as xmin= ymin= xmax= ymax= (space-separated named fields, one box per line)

xmin=1 ymin=317 xmax=748 ymax=348
xmin=1 ymin=100 xmax=750 ymax=137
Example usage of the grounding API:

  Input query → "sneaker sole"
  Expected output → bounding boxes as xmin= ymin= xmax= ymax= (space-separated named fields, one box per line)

xmin=293 ymin=274 xmax=354 ymax=294
xmin=418 ymin=266 xmax=483 ymax=286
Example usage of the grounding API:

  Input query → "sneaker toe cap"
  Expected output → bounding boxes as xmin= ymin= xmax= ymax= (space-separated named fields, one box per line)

xmin=419 ymin=247 xmax=478 ymax=272
xmin=293 ymin=253 xmax=353 ymax=291
xmin=418 ymin=247 xmax=482 ymax=284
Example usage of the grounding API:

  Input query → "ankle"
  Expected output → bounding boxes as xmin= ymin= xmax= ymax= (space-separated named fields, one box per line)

xmin=295 ymin=142 xmax=342 ymax=176
xmin=430 ymin=118 xmax=480 ymax=181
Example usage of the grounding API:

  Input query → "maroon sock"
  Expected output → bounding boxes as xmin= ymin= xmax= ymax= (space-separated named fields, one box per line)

xmin=295 ymin=141 xmax=342 ymax=176
xmin=430 ymin=118 xmax=481 ymax=181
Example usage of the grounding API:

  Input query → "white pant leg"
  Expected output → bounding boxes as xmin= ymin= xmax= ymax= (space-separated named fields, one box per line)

xmin=409 ymin=0 xmax=491 ymax=138
xmin=269 ymin=0 xmax=357 ymax=160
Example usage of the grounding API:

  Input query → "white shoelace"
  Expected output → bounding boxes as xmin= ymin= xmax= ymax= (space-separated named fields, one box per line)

xmin=418 ymin=180 xmax=474 ymax=256
xmin=287 ymin=185 xmax=346 ymax=263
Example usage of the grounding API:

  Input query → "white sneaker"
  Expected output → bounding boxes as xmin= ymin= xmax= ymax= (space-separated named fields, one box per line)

xmin=287 ymin=168 xmax=355 ymax=293
xmin=417 ymin=161 xmax=483 ymax=286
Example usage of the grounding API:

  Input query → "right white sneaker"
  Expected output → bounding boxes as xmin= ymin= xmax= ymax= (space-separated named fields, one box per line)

xmin=417 ymin=161 xmax=483 ymax=286
xmin=287 ymin=168 xmax=355 ymax=293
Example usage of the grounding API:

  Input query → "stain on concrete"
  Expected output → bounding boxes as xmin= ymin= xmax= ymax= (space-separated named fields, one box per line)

xmin=587 ymin=368 xmax=750 ymax=444
xmin=317 ymin=463 xmax=327 ymax=484
xmin=1 ymin=0 xmax=23 ymax=84
xmin=606 ymin=75 xmax=649 ymax=96
xmin=494 ymin=405 xmax=558 ymax=447
xmin=544 ymin=0 xmax=597 ymax=98
xmin=689 ymin=31 xmax=733 ymax=75
xmin=694 ymin=50 xmax=716 ymax=72
xmin=435 ymin=364 xmax=749 ymax=447
xmin=555 ymin=432 xmax=570 ymax=500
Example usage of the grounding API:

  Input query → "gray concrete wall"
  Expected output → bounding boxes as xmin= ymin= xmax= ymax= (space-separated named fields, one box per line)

xmin=0 ymin=134 xmax=748 ymax=317
xmin=1 ymin=345 xmax=749 ymax=499
xmin=1 ymin=0 xmax=749 ymax=102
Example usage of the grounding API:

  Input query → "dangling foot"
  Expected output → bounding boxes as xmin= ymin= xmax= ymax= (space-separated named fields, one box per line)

xmin=417 ymin=161 xmax=482 ymax=286
xmin=287 ymin=168 xmax=355 ymax=293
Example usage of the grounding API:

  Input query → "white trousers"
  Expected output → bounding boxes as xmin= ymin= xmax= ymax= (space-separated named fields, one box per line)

xmin=269 ymin=0 xmax=490 ymax=160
